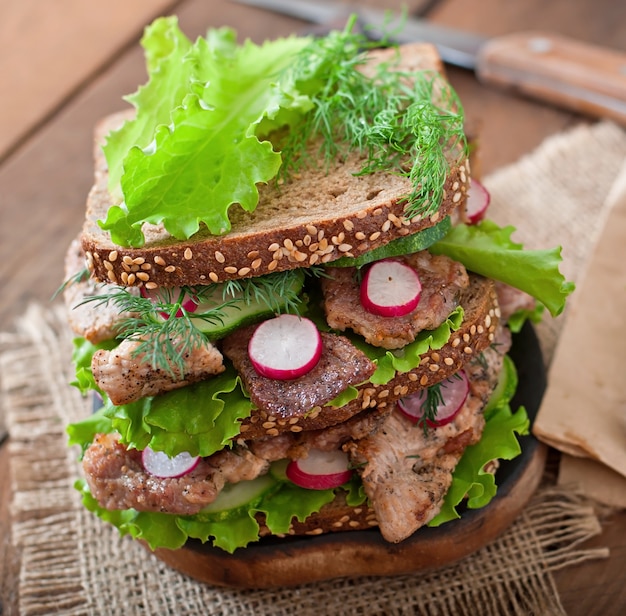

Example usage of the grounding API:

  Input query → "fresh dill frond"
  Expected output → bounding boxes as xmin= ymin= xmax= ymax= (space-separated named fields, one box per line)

xmin=418 ymin=382 xmax=444 ymax=434
xmin=53 ymin=267 xmax=90 ymax=299
xmin=303 ymin=264 xmax=332 ymax=279
xmin=218 ymin=269 xmax=305 ymax=315
xmin=78 ymin=288 xmax=220 ymax=378
xmin=475 ymin=351 xmax=489 ymax=371
xmin=277 ymin=19 xmax=467 ymax=220
xmin=78 ymin=269 xmax=308 ymax=376
xmin=119 ymin=311 xmax=207 ymax=379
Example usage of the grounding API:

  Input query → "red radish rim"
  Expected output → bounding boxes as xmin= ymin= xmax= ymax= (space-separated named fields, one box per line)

xmin=360 ymin=259 xmax=422 ymax=317
xmin=285 ymin=449 xmax=353 ymax=490
xmin=248 ymin=314 xmax=323 ymax=380
xmin=466 ymin=178 xmax=491 ymax=225
xmin=397 ymin=371 xmax=470 ymax=427
xmin=141 ymin=446 xmax=200 ymax=478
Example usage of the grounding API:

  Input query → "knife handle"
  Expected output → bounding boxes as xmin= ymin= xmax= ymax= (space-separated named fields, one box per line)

xmin=475 ymin=31 xmax=626 ymax=125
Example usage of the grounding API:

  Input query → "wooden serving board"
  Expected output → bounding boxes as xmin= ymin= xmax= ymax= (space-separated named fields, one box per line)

xmin=150 ymin=324 xmax=548 ymax=588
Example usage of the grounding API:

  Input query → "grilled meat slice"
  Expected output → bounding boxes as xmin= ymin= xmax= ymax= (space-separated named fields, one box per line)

xmin=347 ymin=400 xmax=483 ymax=543
xmin=347 ymin=339 xmax=507 ymax=543
xmin=222 ymin=327 xmax=376 ymax=422
xmin=495 ymin=281 xmax=536 ymax=324
xmin=247 ymin=406 xmax=390 ymax=461
xmin=321 ymin=251 xmax=469 ymax=349
xmin=92 ymin=337 xmax=225 ymax=406
xmin=82 ymin=433 xmax=269 ymax=514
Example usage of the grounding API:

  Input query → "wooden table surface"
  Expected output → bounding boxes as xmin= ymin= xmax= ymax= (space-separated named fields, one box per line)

xmin=1 ymin=0 xmax=625 ymax=613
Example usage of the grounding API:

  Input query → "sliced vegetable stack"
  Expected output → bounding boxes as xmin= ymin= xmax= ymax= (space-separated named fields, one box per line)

xmin=63 ymin=17 xmax=574 ymax=556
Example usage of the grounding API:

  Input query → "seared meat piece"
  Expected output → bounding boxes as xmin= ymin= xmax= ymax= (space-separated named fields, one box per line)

xmin=92 ymin=337 xmax=225 ymax=406
xmin=82 ymin=433 xmax=269 ymax=514
xmin=322 ymin=251 xmax=469 ymax=349
xmin=347 ymin=398 xmax=484 ymax=543
xmin=464 ymin=325 xmax=512 ymax=402
xmin=247 ymin=433 xmax=295 ymax=461
xmin=495 ymin=281 xmax=536 ymax=324
xmin=222 ymin=327 xmax=375 ymax=421
xmin=64 ymin=238 xmax=139 ymax=344
xmin=298 ymin=406 xmax=389 ymax=452
xmin=247 ymin=406 xmax=390 ymax=461
xmin=347 ymin=337 xmax=507 ymax=543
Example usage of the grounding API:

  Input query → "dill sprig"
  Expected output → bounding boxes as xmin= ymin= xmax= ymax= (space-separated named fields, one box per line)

xmin=418 ymin=382 xmax=444 ymax=433
xmin=79 ymin=288 xmax=222 ymax=378
xmin=79 ymin=269 xmax=307 ymax=376
xmin=218 ymin=268 xmax=306 ymax=315
xmin=53 ymin=267 xmax=90 ymax=299
xmin=278 ymin=20 xmax=467 ymax=220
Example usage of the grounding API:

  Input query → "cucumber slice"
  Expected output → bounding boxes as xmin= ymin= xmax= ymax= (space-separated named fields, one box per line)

xmin=330 ymin=217 xmax=452 ymax=268
xmin=269 ymin=459 xmax=290 ymax=482
xmin=190 ymin=269 xmax=306 ymax=339
xmin=199 ymin=474 xmax=277 ymax=522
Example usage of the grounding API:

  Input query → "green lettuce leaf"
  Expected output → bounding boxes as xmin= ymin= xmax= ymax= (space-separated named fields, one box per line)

xmin=72 ymin=355 xmax=526 ymax=551
xmin=429 ymin=404 xmax=529 ymax=525
xmin=428 ymin=355 xmax=529 ymax=526
xmin=356 ymin=306 xmax=464 ymax=384
xmin=76 ymin=474 xmax=361 ymax=554
xmin=77 ymin=479 xmax=189 ymax=550
xmin=70 ymin=337 xmax=117 ymax=394
xmin=100 ymin=19 xmax=312 ymax=246
xmin=103 ymin=17 xmax=194 ymax=198
xmin=506 ymin=303 xmax=544 ymax=334
xmin=180 ymin=512 xmax=262 ymax=554
xmin=67 ymin=409 xmax=113 ymax=456
xmin=96 ymin=366 xmax=251 ymax=457
xmin=430 ymin=219 xmax=575 ymax=316
xmin=258 ymin=482 xmax=338 ymax=536
xmin=67 ymin=342 xmax=253 ymax=458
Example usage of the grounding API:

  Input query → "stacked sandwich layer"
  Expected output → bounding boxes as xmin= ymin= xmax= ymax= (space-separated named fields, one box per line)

xmin=64 ymin=18 xmax=573 ymax=553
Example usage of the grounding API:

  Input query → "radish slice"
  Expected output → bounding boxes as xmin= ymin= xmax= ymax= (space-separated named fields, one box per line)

xmin=397 ymin=371 xmax=470 ymax=427
xmin=360 ymin=259 xmax=422 ymax=317
xmin=286 ymin=449 xmax=353 ymax=490
xmin=465 ymin=178 xmax=491 ymax=224
xmin=248 ymin=314 xmax=322 ymax=380
xmin=140 ymin=286 xmax=197 ymax=318
xmin=141 ymin=446 xmax=200 ymax=478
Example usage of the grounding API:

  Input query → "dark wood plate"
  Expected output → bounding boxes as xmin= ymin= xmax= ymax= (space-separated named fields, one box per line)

xmin=151 ymin=323 xmax=548 ymax=588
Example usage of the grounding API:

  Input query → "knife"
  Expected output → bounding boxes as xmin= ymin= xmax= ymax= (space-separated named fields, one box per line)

xmin=233 ymin=0 xmax=626 ymax=125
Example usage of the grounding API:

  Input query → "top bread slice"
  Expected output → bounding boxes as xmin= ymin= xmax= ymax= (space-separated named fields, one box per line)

xmin=81 ymin=43 xmax=470 ymax=289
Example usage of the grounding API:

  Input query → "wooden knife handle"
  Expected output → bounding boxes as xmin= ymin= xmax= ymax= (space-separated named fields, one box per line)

xmin=475 ymin=31 xmax=626 ymax=124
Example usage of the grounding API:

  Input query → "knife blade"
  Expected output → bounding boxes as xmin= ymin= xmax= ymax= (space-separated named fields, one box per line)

xmin=233 ymin=0 xmax=626 ymax=125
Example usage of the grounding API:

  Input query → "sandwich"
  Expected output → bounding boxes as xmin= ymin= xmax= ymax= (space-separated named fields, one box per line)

xmin=63 ymin=16 xmax=574 ymax=564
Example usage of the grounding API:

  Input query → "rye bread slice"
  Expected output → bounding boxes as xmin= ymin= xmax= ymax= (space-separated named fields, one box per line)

xmin=81 ymin=43 xmax=470 ymax=288
xmin=236 ymin=274 xmax=499 ymax=440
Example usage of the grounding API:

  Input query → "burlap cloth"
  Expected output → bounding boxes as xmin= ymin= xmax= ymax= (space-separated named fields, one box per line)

xmin=2 ymin=120 xmax=626 ymax=615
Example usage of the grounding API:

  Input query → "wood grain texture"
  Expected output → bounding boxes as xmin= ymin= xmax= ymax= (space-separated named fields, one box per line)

xmin=1 ymin=0 xmax=626 ymax=613
xmin=476 ymin=31 xmax=626 ymax=125
xmin=430 ymin=0 xmax=626 ymax=173
xmin=0 ymin=0 xmax=178 ymax=161
xmin=152 ymin=442 xmax=548 ymax=588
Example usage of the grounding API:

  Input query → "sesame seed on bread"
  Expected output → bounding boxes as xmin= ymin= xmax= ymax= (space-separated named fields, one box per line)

xmin=80 ymin=43 xmax=471 ymax=289
xmin=257 ymin=489 xmax=378 ymax=538
xmin=236 ymin=274 xmax=499 ymax=441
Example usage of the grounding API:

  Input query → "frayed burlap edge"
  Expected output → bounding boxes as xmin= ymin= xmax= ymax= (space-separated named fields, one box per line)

xmin=0 ymin=302 xmax=609 ymax=616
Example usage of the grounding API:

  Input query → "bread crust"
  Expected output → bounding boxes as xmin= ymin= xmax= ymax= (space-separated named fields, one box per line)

xmin=257 ymin=490 xmax=378 ymax=538
xmin=238 ymin=275 xmax=499 ymax=440
xmin=80 ymin=42 xmax=470 ymax=288
xmin=82 ymin=137 xmax=469 ymax=289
